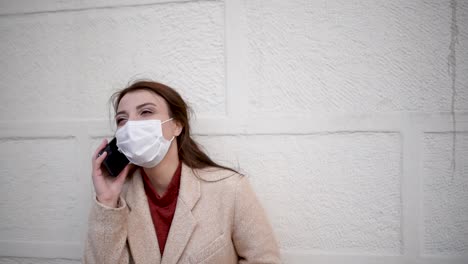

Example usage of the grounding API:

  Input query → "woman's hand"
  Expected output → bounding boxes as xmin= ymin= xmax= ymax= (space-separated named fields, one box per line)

xmin=91 ymin=138 xmax=132 ymax=208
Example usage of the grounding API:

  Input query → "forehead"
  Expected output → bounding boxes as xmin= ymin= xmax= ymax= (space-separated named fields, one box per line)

xmin=117 ymin=89 xmax=168 ymax=112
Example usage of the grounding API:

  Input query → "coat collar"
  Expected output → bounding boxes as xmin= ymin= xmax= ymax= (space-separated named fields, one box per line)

xmin=125 ymin=163 xmax=201 ymax=264
xmin=161 ymin=163 xmax=200 ymax=264
xmin=126 ymin=168 xmax=161 ymax=263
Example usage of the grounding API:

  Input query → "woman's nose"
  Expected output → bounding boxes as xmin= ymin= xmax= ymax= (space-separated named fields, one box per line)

xmin=127 ymin=114 xmax=142 ymax=121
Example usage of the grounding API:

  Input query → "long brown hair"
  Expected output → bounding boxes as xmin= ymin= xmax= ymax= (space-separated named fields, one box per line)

xmin=110 ymin=80 xmax=238 ymax=174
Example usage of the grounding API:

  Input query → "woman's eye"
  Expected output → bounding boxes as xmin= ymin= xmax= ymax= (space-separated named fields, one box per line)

xmin=116 ymin=118 xmax=126 ymax=125
xmin=141 ymin=110 xmax=153 ymax=115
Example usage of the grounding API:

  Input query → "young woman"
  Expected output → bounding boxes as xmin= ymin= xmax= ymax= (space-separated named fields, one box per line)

xmin=83 ymin=81 xmax=280 ymax=264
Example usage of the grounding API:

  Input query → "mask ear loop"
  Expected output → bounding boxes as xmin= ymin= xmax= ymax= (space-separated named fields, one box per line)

xmin=162 ymin=118 xmax=176 ymax=142
xmin=162 ymin=118 xmax=174 ymax=124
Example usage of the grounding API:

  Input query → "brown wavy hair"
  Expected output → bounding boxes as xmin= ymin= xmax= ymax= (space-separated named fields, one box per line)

xmin=110 ymin=80 xmax=238 ymax=174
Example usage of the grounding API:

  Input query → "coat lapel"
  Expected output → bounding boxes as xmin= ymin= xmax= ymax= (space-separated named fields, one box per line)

xmin=161 ymin=164 xmax=200 ymax=264
xmin=126 ymin=170 xmax=162 ymax=263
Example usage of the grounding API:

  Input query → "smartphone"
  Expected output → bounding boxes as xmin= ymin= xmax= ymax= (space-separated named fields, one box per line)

xmin=97 ymin=138 xmax=129 ymax=177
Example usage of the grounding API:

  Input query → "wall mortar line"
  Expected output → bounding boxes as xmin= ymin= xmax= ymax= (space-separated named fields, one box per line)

xmin=0 ymin=0 xmax=218 ymax=17
xmin=448 ymin=0 xmax=459 ymax=180
xmin=224 ymin=0 xmax=249 ymax=123
xmin=401 ymin=116 xmax=423 ymax=262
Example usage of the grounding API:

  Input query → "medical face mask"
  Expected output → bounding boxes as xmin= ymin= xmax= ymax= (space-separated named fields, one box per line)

xmin=115 ymin=118 xmax=174 ymax=168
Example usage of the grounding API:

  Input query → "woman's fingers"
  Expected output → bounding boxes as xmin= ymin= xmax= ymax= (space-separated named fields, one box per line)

xmin=93 ymin=139 xmax=108 ymax=161
xmin=115 ymin=163 xmax=132 ymax=185
xmin=93 ymin=151 xmax=107 ymax=172
xmin=92 ymin=139 xmax=109 ymax=172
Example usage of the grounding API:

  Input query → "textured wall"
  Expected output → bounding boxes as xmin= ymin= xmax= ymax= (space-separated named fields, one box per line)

xmin=0 ymin=0 xmax=467 ymax=263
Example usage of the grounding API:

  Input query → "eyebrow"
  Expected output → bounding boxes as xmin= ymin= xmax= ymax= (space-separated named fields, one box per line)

xmin=115 ymin=102 xmax=157 ymax=116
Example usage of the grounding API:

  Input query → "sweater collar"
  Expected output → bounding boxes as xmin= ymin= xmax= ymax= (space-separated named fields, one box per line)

xmin=141 ymin=162 xmax=182 ymax=207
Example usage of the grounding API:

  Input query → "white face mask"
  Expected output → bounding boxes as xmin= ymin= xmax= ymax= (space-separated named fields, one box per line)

xmin=115 ymin=118 xmax=174 ymax=168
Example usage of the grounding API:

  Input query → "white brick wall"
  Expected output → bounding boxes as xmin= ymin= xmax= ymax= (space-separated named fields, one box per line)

xmin=198 ymin=133 xmax=402 ymax=253
xmin=0 ymin=0 xmax=467 ymax=263
xmin=423 ymin=133 xmax=468 ymax=255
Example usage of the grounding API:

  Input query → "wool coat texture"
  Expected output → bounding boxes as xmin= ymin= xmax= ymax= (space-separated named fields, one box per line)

xmin=83 ymin=163 xmax=281 ymax=264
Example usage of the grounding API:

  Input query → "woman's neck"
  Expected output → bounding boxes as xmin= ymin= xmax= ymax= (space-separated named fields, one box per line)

xmin=143 ymin=144 xmax=179 ymax=196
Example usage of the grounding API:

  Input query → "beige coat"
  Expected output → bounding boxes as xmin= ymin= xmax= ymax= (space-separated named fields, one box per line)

xmin=83 ymin=164 xmax=281 ymax=264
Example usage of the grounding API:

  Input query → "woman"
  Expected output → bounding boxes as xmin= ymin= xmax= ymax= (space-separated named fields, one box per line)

xmin=83 ymin=81 xmax=281 ymax=264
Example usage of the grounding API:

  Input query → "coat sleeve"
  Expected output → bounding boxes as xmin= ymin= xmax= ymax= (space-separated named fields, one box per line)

xmin=83 ymin=196 xmax=130 ymax=264
xmin=232 ymin=176 xmax=281 ymax=264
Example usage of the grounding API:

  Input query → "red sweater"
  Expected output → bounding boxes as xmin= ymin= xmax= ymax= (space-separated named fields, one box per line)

xmin=141 ymin=162 xmax=181 ymax=255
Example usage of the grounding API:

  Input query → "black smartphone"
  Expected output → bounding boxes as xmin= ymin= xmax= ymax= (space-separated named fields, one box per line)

xmin=97 ymin=138 xmax=129 ymax=177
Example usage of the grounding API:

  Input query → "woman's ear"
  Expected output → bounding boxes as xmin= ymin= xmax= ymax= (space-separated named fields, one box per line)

xmin=174 ymin=121 xmax=183 ymax=136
